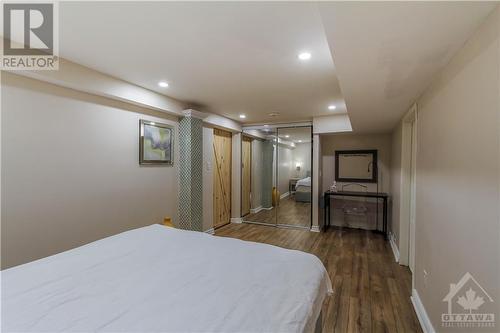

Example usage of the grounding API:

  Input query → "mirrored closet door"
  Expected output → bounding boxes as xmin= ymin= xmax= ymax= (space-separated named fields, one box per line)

xmin=276 ymin=126 xmax=312 ymax=229
xmin=241 ymin=127 xmax=277 ymax=226
xmin=241 ymin=125 xmax=312 ymax=229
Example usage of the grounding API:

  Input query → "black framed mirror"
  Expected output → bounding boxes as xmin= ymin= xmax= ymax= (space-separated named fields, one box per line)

xmin=335 ymin=150 xmax=378 ymax=183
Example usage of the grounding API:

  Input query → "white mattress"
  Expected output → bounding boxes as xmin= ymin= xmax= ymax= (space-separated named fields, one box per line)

xmin=1 ymin=225 xmax=332 ymax=333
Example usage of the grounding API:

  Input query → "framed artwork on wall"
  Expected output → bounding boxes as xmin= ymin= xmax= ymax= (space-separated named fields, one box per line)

xmin=139 ymin=119 xmax=174 ymax=165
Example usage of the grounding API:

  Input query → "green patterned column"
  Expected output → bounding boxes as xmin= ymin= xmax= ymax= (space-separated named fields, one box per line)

xmin=178 ymin=112 xmax=203 ymax=231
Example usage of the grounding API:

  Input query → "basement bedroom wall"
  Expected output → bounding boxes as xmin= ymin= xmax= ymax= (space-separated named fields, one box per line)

xmin=321 ymin=133 xmax=391 ymax=230
xmin=1 ymin=73 xmax=180 ymax=269
xmin=391 ymin=5 xmax=500 ymax=330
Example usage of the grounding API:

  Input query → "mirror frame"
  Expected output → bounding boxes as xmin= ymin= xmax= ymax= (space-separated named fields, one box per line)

xmin=335 ymin=149 xmax=378 ymax=183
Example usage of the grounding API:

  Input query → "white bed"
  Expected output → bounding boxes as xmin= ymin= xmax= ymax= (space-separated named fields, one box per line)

xmin=295 ymin=177 xmax=312 ymax=203
xmin=1 ymin=225 xmax=332 ymax=332
xmin=295 ymin=176 xmax=311 ymax=188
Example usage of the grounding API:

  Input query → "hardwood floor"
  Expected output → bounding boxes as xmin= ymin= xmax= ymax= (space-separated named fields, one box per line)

xmin=243 ymin=196 xmax=311 ymax=227
xmin=215 ymin=223 xmax=422 ymax=333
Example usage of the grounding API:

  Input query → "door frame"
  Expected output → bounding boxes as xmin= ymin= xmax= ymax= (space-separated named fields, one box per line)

xmin=241 ymin=135 xmax=252 ymax=217
xmin=399 ymin=104 xmax=417 ymax=277
xmin=409 ymin=111 xmax=417 ymax=274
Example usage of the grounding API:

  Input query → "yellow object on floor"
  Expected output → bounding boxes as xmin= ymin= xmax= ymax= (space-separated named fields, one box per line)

xmin=162 ymin=217 xmax=174 ymax=227
xmin=272 ymin=187 xmax=280 ymax=207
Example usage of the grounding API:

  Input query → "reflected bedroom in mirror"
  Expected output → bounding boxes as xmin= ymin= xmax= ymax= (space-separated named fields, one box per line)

xmin=241 ymin=126 xmax=312 ymax=229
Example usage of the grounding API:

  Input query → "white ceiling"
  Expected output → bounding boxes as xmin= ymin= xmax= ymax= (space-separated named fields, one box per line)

xmin=319 ymin=1 xmax=496 ymax=133
xmin=59 ymin=2 xmax=344 ymax=125
xmin=57 ymin=2 xmax=496 ymax=133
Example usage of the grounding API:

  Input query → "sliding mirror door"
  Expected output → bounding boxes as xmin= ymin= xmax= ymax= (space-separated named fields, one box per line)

xmin=241 ymin=128 xmax=277 ymax=226
xmin=276 ymin=127 xmax=312 ymax=229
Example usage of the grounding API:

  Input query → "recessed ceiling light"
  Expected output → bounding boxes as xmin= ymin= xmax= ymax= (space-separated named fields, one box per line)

xmin=328 ymin=105 xmax=337 ymax=110
xmin=150 ymin=122 xmax=156 ymax=126
xmin=298 ymin=52 xmax=312 ymax=61
xmin=285 ymin=135 xmax=290 ymax=138
xmin=263 ymin=124 xmax=269 ymax=127
xmin=158 ymin=81 xmax=169 ymax=88
xmin=239 ymin=114 xmax=246 ymax=119
xmin=298 ymin=140 xmax=302 ymax=143
xmin=269 ymin=112 xmax=280 ymax=117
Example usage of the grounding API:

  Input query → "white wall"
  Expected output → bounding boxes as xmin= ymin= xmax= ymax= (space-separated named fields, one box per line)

xmin=203 ymin=114 xmax=242 ymax=133
xmin=320 ymin=133 xmax=391 ymax=230
xmin=313 ymin=114 xmax=352 ymax=134
xmin=321 ymin=133 xmax=392 ymax=193
xmin=18 ymin=58 xmax=186 ymax=116
xmin=405 ymin=6 xmax=499 ymax=329
xmin=1 ymin=73 xmax=180 ymax=268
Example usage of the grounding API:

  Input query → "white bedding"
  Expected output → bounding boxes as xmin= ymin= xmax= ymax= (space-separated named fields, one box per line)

xmin=296 ymin=177 xmax=311 ymax=188
xmin=1 ymin=225 xmax=332 ymax=333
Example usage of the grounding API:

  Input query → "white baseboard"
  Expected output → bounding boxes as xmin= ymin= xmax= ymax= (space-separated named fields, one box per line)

xmin=250 ymin=206 xmax=263 ymax=214
xmin=230 ymin=217 xmax=243 ymax=224
xmin=310 ymin=225 xmax=320 ymax=233
xmin=411 ymin=289 xmax=435 ymax=333
xmin=280 ymin=191 xmax=290 ymax=199
xmin=204 ymin=228 xmax=214 ymax=235
xmin=389 ymin=232 xmax=400 ymax=262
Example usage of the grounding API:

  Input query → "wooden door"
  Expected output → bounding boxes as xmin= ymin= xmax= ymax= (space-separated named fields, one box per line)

xmin=213 ymin=129 xmax=232 ymax=228
xmin=241 ymin=136 xmax=252 ymax=216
